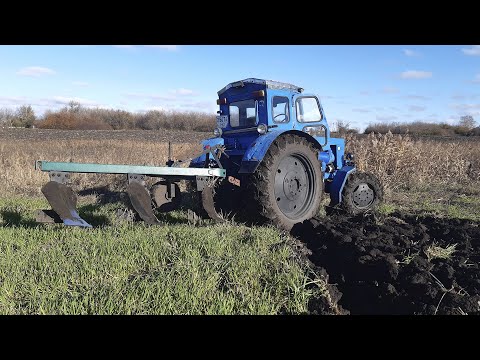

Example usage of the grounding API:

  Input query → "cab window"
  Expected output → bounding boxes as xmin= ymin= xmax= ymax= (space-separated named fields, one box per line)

xmin=229 ymin=99 xmax=257 ymax=127
xmin=272 ymin=96 xmax=290 ymax=123
xmin=296 ymin=97 xmax=322 ymax=123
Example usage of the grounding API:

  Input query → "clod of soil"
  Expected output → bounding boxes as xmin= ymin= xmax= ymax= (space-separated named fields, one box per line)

xmin=291 ymin=212 xmax=480 ymax=315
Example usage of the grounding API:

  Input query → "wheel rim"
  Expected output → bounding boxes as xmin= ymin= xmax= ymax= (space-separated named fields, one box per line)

xmin=352 ymin=182 xmax=375 ymax=209
xmin=274 ymin=153 xmax=316 ymax=220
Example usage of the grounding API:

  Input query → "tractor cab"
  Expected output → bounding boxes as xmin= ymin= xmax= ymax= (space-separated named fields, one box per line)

xmin=214 ymin=78 xmax=331 ymax=153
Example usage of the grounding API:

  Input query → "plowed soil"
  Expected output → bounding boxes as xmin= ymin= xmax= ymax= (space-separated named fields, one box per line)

xmin=291 ymin=212 xmax=480 ymax=315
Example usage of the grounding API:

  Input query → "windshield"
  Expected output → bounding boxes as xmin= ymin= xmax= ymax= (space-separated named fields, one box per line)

xmin=229 ymin=99 xmax=257 ymax=128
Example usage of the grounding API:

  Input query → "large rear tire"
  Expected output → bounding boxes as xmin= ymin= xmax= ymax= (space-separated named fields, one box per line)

xmin=248 ymin=134 xmax=323 ymax=231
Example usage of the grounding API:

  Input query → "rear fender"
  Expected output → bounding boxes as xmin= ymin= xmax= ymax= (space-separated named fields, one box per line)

xmin=325 ymin=165 xmax=356 ymax=205
xmin=238 ymin=130 xmax=323 ymax=174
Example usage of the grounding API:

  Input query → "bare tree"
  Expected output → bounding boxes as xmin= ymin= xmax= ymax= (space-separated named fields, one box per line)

xmin=68 ymin=101 xmax=82 ymax=113
xmin=13 ymin=105 xmax=36 ymax=127
xmin=0 ymin=108 xmax=15 ymax=127
xmin=459 ymin=115 xmax=476 ymax=130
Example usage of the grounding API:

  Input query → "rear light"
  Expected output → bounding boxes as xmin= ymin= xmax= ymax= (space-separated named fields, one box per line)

xmin=216 ymin=98 xmax=227 ymax=105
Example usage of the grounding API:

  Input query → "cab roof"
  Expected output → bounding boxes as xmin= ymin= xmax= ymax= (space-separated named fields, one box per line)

xmin=217 ymin=78 xmax=304 ymax=96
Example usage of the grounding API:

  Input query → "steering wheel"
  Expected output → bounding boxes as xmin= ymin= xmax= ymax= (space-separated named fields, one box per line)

xmin=274 ymin=113 xmax=287 ymax=122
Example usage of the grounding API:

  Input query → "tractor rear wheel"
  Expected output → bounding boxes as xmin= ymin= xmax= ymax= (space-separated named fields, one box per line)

xmin=249 ymin=134 xmax=323 ymax=231
xmin=340 ymin=172 xmax=383 ymax=215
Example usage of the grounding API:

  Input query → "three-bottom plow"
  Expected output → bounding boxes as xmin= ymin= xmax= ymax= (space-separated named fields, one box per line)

xmin=35 ymin=145 xmax=227 ymax=228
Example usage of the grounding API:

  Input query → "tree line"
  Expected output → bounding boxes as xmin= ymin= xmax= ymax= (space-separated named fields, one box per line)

xmin=1 ymin=102 xmax=478 ymax=137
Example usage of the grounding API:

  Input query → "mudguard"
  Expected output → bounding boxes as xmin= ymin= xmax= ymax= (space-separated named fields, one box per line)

xmin=238 ymin=130 xmax=323 ymax=174
xmin=325 ymin=165 xmax=356 ymax=206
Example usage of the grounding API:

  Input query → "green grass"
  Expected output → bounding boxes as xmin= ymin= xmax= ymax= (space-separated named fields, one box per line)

xmin=387 ymin=182 xmax=480 ymax=222
xmin=0 ymin=197 xmax=328 ymax=315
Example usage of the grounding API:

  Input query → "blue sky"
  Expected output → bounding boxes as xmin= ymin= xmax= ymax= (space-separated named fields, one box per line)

xmin=1 ymin=45 xmax=479 ymax=131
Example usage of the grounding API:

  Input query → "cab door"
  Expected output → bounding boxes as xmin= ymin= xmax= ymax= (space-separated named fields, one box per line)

xmin=292 ymin=94 xmax=330 ymax=147
xmin=267 ymin=89 xmax=293 ymax=133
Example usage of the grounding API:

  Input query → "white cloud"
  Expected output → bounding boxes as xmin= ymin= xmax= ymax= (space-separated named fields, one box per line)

xmin=17 ymin=66 xmax=56 ymax=77
xmin=472 ymin=74 xmax=480 ymax=83
xmin=408 ymin=105 xmax=426 ymax=112
xmin=450 ymin=103 xmax=480 ymax=117
xmin=382 ymin=87 xmax=399 ymax=94
xmin=169 ymin=88 xmax=195 ymax=96
xmin=0 ymin=96 xmax=28 ymax=105
xmin=451 ymin=103 xmax=480 ymax=111
xmin=124 ymin=88 xmax=197 ymax=101
xmin=113 ymin=45 xmax=179 ymax=51
xmin=461 ymin=45 xmax=480 ymax=56
xmin=141 ymin=106 xmax=168 ymax=112
xmin=52 ymin=96 xmax=98 ymax=106
xmin=124 ymin=92 xmax=177 ymax=101
xmin=404 ymin=95 xmax=431 ymax=101
xmin=144 ymin=45 xmax=178 ymax=51
xmin=400 ymin=70 xmax=432 ymax=79
xmin=376 ymin=115 xmax=398 ymax=121
xmin=352 ymin=108 xmax=371 ymax=113
xmin=72 ymin=81 xmax=89 ymax=87
xmin=403 ymin=49 xmax=420 ymax=57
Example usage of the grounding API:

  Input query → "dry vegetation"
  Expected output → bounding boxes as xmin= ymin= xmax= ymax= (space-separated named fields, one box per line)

xmin=0 ymin=135 xmax=203 ymax=196
xmin=364 ymin=120 xmax=480 ymax=137
xmin=0 ymin=129 xmax=479 ymax=198
xmin=0 ymin=104 xmax=216 ymax=132
xmin=345 ymin=132 xmax=480 ymax=192
xmin=38 ymin=108 xmax=216 ymax=132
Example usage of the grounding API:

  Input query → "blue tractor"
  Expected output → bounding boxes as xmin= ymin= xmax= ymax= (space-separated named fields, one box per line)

xmin=189 ymin=78 xmax=383 ymax=230
xmin=35 ymin=78 xmax=382 ymax=230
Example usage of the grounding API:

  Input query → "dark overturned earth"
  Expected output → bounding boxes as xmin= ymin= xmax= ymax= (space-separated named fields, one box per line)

xmin=290 ymin=212 xmax=480 ymax=315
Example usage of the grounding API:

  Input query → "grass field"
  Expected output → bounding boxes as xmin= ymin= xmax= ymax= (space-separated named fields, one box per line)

xmin=0 ymin=128 xmax=479 ymax=314
xmin=0 ymin=198 xmax=336 ymax=315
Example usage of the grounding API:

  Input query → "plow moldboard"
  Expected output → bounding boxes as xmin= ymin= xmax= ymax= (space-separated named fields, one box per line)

xmin=41 ymin=181 xmax=92 ymax=228
xmin=126 ymin=182 xmax=160 ymax=225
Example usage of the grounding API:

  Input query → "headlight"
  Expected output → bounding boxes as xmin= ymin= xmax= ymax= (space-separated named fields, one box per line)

xmin=257 ymin=124 xmax=267 ymax=135
xmin=213 ymin=127 xmax=223 ymax=137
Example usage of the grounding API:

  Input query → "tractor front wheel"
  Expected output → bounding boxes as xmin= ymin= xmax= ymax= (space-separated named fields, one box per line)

xmin=340 ymin=172 xmax=383 ymax=215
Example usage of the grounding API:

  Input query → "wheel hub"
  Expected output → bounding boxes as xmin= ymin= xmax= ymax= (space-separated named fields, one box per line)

xmin=283 ymin=171 xmax=305 ymax=200
xmin=274 ymin=154 xmax=315 ymax=218
xmin=352 ymin=183 xmax=375 ymax=208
